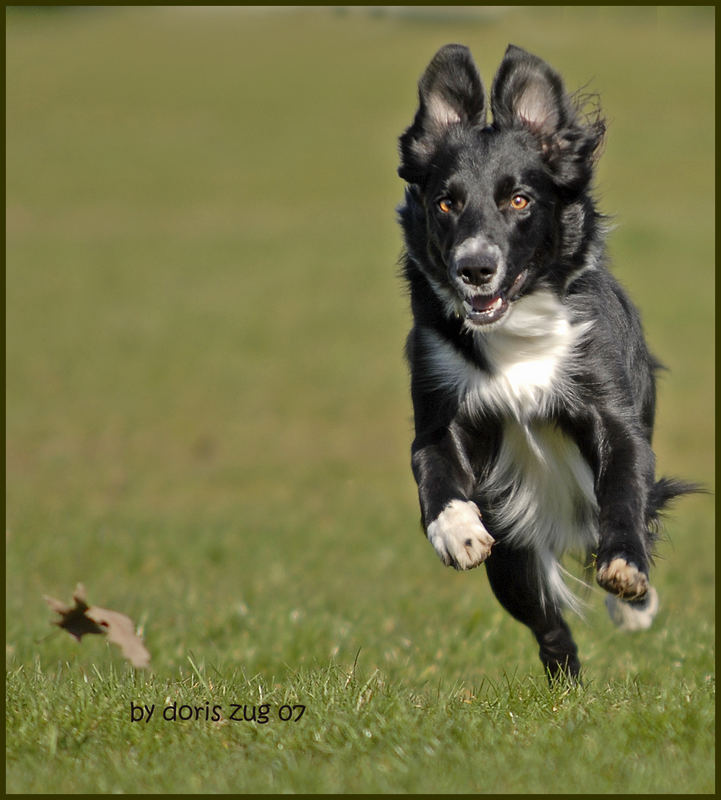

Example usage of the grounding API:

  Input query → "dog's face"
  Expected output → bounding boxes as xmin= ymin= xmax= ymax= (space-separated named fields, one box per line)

xmin=399 ymin=44 xmax=604 ymax=330
xmin=414 ymin=125 xmax=555 ymax=327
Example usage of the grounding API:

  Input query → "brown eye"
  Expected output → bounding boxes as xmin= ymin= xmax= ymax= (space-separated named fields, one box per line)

xmin=438 ymin=197 xmax=453 ymax=214
xmin=510 ymin=194 xmax=530 ymax=210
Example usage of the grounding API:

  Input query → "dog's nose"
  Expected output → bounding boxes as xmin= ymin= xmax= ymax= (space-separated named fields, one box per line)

xmin=456 ymin=255 xmax=498 ymax=287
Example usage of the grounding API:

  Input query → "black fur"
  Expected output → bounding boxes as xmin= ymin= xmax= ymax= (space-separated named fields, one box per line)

xmin=397 ymin=44 xmax=694 ymax=680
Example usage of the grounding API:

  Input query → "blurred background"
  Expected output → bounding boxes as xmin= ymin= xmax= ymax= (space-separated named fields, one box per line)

xmin=6 ymin=6 xmax=714 ymax=680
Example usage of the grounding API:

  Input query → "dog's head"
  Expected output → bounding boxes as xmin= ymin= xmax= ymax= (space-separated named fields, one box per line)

xmin=398 ymin=44 xmax=605 ymax=329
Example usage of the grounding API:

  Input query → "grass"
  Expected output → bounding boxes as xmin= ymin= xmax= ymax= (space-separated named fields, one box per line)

xmin=6 ymin=659 xmax=714 ymax=794
xmin=6 ymin=6 xmax=714 ymax=794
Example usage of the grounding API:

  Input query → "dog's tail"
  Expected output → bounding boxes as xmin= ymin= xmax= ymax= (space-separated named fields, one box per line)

xmin=647 ymin=476 xmax=704 ymax=531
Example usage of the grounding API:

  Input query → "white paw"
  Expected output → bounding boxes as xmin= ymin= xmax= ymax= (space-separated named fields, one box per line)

xmin=596 ymin=557 xmax=649 ymax=600
xmin=605 ymin=585 xmax=659 ymax=631
xmin=426 ymin=499 xmax=494 ymax=570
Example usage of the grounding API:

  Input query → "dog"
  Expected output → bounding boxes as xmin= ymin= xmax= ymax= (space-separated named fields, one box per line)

xmin=397 ymin=43 xmax=693 ymax=680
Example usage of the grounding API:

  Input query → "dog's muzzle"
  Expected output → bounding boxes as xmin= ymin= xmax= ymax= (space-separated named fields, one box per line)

xmin=455 ymin=268 xmax=528 ymax=326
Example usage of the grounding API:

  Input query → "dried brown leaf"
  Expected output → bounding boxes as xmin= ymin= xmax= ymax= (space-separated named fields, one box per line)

xmin=44 ymin=583 xmax=150 ymax=668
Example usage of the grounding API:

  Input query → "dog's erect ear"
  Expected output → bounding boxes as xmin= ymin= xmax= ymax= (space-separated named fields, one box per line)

xmin=491 ymin=44 xmax=604 ymax=192
xmin=490 ymin=44 xmax=570 ymax=137
xmin=399 ymin=44 xmax=486 ymax=184
xmin=415 ymin=44 xmax=487 ymax=132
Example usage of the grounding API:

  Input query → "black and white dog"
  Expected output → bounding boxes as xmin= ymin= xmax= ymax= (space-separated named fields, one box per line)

xmin=397 ymin=44 xmax=692 ymax=679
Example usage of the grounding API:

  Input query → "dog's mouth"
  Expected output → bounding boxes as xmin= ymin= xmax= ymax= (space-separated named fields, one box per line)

xmin=462 ymin=270 xmax=528 ymax=326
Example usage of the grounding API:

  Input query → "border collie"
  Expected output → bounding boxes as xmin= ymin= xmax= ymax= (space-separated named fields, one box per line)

xmin=397 ymin=44 xmax=693 ymax=680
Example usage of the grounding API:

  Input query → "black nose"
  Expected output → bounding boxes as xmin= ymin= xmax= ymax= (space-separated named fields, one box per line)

xmin=456 ymin=255 xmax=498 ymax=287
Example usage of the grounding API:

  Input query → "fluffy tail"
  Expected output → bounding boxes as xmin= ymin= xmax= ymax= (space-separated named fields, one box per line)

xmin=647 ymin=476 xmax=703 ymax=530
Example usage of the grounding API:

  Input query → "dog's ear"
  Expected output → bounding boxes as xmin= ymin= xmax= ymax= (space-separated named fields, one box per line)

xmin=399 ymin=44 xmax=486 ymax=185
xmin=491 ymin=44 xmax=605 ymax=192
xmin=491 ymin=45 xmax=569 ymax=137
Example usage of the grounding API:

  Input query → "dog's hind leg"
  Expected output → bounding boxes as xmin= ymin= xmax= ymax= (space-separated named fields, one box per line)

xmin=484 ymin=541 xmax=581 ymax=682
xmin=605 ymin=585 xmax=659 ymax=631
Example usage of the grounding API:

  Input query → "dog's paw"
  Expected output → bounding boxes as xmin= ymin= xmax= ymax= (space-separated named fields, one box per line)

xmin=426 ymin=499 xmax=494 ymax=570
xmin=605 ymin=585 xmax=659 ymax=631
xmin=596 ymin=557 xmax=648 ymax=600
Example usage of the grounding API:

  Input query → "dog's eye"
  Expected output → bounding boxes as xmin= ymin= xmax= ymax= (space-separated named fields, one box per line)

xmin=438 ymin=198 xmax=454 ymax=214
xmin=510 ymin=194 xmax=530 ymax=210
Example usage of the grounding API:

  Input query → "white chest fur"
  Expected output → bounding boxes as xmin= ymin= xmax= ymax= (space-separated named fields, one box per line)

xmin=418 ymin=290 xmax=598 ymax=609
xmin=418 ymin=290 xmax=590 ymax=422
xmin=487 ymin=418 xmax=598 ymax=551
xmin=488 ymin=418 xmax=599 ymax=612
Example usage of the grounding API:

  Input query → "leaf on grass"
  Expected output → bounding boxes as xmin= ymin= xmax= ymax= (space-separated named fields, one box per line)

xmin=44 ymin=583 xmax=150 ymax=668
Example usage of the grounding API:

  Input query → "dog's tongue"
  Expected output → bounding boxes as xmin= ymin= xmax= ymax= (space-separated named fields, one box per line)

xmin=471 ymin=294 xmax=502 ymax=312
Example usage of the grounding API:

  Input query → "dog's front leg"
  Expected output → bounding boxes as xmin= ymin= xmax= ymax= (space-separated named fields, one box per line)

xmin=411 ymin=428 xmax=494 ymax=570
xmin=594 ymin=415 xmax=654 ymax=600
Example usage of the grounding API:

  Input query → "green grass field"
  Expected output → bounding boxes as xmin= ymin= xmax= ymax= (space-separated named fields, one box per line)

xmin=6 ymin=6 xmax=714 ymax=794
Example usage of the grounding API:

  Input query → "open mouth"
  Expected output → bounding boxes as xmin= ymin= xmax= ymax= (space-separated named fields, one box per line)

xmin=462 ymin=270 xmax=527 ymax=326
